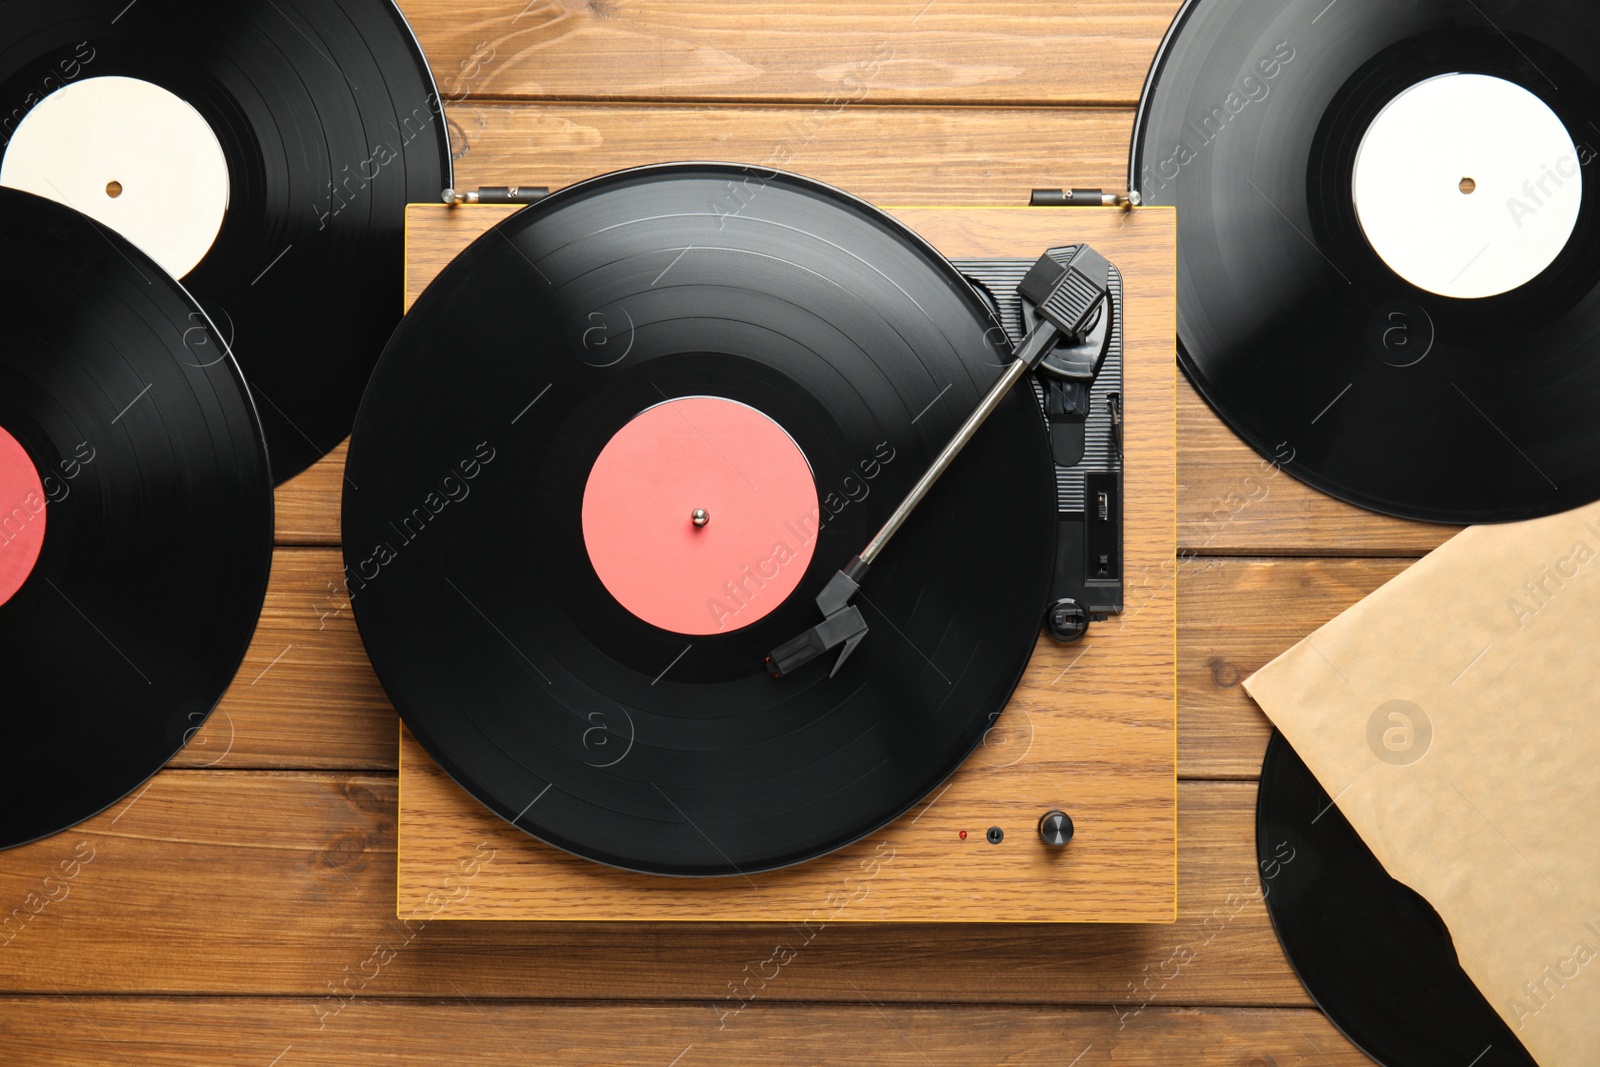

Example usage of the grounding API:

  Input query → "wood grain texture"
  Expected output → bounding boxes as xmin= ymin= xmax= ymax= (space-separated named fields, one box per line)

xmin=0 ymin=998 xmax=1369 ymax=1066
xmin=397 ymin=205 xmax=1177 ymax=922
xmin=1177 ymin=557 xmax=1414 ymax=780
xmin=175 ymin=549 xmax=391 ymax=770
xmin=402 ymin=0 xmax=1180 ymax=107
xmin=275 ymin=443 xmax=349 ymax=547
xmin=1177 ymin=384 xmax=1459 ymax=558
xmin=0 ymin=778 xmax=1304 ymax=1006
xmin=445 ymin=103 xmax=1135 ymax=202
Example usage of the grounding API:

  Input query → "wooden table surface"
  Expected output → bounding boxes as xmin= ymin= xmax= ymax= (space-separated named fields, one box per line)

xmin=0 ymin=3 xmax=1458 ymax=1063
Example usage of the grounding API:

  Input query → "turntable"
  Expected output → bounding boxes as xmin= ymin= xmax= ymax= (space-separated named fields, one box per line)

xmin=340 ymin=165 xmax=1177 ymax=923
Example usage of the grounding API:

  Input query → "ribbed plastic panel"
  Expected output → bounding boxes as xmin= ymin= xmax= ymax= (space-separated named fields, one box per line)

xmin=953 ymin=247 xmax=1124 ymax=515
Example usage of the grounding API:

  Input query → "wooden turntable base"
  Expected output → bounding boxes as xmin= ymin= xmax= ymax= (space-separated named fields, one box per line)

xmin=396 ymin=203 xmax=1177 ymax=923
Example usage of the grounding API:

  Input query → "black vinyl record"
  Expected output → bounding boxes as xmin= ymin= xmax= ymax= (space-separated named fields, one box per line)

xmin=0 ymin=187 xmax=275 ymax=850
xmin=1257 ymin=731 xmax=1536 ymax=1066
xmin=344 ymin=163 xmax=1056 ymax=876
xmin=0 ymin=0 xmax=451 ymax=483
xmin=1132 ymin=0 xmax=1600 ymax=523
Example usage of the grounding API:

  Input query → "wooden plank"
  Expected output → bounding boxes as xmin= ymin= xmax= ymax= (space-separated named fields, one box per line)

xmin=1178 ymin=557 xmax=1414 ymax=780
xmin=175 ymin=549 xmax=391 ymax=770
xmin=446 ymin=103 xmax=1135 ymax=203
xmin=399 ymin=691 xmax=1177 ymax=924
xmin=1178 ymin=381 xmax=1459 ymax=557
xmin=397 ymin=204 xmax=1176 ymax=923
xmin=0 ymin=998 xmax=1369 ymax=1066
xmin=402 ymin=0 xmax=1180 ymax=108
xmin=0 ymin=777 xmax=1306 ymax=1006
xmin=274 ymin=443 xmax=348 ymax=548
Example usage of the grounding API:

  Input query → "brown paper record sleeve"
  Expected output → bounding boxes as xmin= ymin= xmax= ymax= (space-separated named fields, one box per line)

xmin=1245 ymin=502 xmax=1600 ymax=1067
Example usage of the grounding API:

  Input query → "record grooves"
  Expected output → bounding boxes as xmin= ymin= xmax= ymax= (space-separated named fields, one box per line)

xmin=0 ymin=0 xmax=451 ymax=482
xmin=1132 ymin=0 xmax=1600 ymax=523
xmin=344 ymin=164 xmax=1057 ymax=876
xmin=0 ymin=186 xmax=274 ymax=851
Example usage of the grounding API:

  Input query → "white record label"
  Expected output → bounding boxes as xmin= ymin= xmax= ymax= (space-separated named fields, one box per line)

xmin=2 ymin=76 xmax=230 ymax=281
xmin=1352 ymin=73 xmax=1581 ymax=300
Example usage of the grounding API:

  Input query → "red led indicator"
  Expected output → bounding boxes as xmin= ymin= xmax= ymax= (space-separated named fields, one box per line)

xmin=958 ymin=830 xmax=967 ymax=840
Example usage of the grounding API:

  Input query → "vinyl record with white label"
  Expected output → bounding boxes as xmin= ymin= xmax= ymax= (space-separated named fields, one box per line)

xmin=1133 ymin=0 xmax=1600 ymax=523
xmin=0 ymin=0 xmax=451 ymax=482
xmin=0 ymin=187 xmax=274 ymax=850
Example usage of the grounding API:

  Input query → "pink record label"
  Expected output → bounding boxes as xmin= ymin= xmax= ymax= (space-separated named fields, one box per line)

xmin=0 ymin=425 xmax=47 ymax=607
xmin=582 ymin=397 xmax=819 ymax=635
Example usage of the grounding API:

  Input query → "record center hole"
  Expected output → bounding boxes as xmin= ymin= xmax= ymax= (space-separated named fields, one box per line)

xmin=1459 ymin=177 xmax=1477 ymax=195
xmin=105 ymin=180 xmax=123 ymax=199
